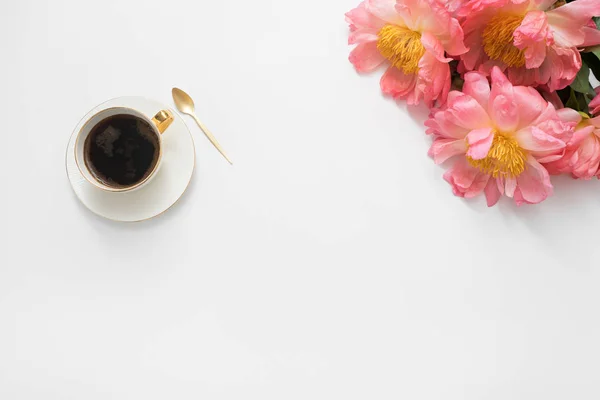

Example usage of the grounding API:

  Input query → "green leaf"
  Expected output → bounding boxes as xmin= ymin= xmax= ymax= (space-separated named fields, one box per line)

xmin=570 ymin=63 xmax=595 ymax=95
xmin=565 ymin=88 xmax=579 ymax=110
xmin=582 ymin=52 xmax=600 ymax=81
xmin=589 ymin=46 xmax=600 ymax=60
xmin=564 ymin=88 xmax=592 ymax=115
xmin=594 ymin=16 xmax=600 ymax=30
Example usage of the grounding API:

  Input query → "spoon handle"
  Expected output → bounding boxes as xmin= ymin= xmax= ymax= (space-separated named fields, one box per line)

xmin=191 ymin=114 xmax=233 ymax=165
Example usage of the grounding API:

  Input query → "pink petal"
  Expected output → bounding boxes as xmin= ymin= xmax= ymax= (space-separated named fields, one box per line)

xmin=505 ymin=177 xmax=517 ymax=198
xmin=546 ymin=0 xmax=600 ymax=30
xmin=537 ymin=153 xmax=565 ymax=164
xmin=506 ymin=64 xmax=546 ymax=88
xmin=513 ymin=11 xmax=550 ymax=69
xmin=531 ymin=103 xmax=575 ymax=144
xmin=459 ymin=14 xmax=489 ymax=71
xmin=443 ymin=158 xmax=488 ymax=199
xmin=428 ymin=138 xmax=468 ymax=164
xmin=462 ymin=71 xmax=491 ymax=111
xmin=512 ymin=86 xmax=547 ymax=130
xmin=590 ymin=115 xmax=600 ymax=128
xmin=466 ymin=127 xmax=494 ymax=160
xmin=446 ymin=93 xmax=491 ymax=130
xmin=413 ymin=50 xmax=451 ymax=106
xmin=547 ymin=0 xmax=600 ymax=48
xmin=346 ymin=1 xmax=386 ymax=31
xmin=489 ymin=67 xmax=518 ymax=133
xmin=515 ymin=157 xmax=553 ymax=204
xmin=465 ymin=171 xmax=490 ymax=198
xmin=443 ymin=17 xmax=469 ymax=56
xmin=571 ymin=135 xmax=600 ymax=179
xmin=395 ymin=0 xmax=437 ymax=31
xmin=543 ymin=147 xmax=573 ymax=175
xmin=367 ymin=0 xmax=405 ymax=26
xmin=556 ymin=107 xmax=582 ymax=124
xmin=495 ymin=41 xmax=582 ymax=90
xmin=348 ymin=29 xmax=380 ymax=45
xmin=582 ymin=26 xmax=600 ymax=47
xmin=395 ymin=0 xmax=468 ymax=56
xmin=444 ymin=161 xmax=476 ymax=198
xmin=512 ymin=188 xmax=528 ymax=206
xmin=445 ymin=0 xmax=464 ymax=13
xmin=515 ymin=126 xmax=566 ymax=154
xmin=457 ymin=0 xmax=512 ymax=16
xmin=421 ymin=32 xmax=452 ymax=63
xmin=496 ymin=176 xmax=504 ymax=195
xmin=379 ymin=66 xmax=417 ymax=98
xmin=426 ymin=109 xmax=470 ymax=139
xmin=394 ymin=0 xmax=421 ymax=31
xmin=536 ymin=0 xmax=558 ymax=9
xmin=349 ymin=42 xmax=386 ymax=72
xmin=484 ymin=178 xmax=501 ymax=207
xmin=571 ymin=125 xmax=596 ymax=147
xmin=547 ymin=15 xmax=585 ymax=47
xmin=542 ymin=46 xmax=582 ymax=91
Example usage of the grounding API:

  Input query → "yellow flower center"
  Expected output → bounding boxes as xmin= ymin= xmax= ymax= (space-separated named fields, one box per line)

xmin=467 ymin=132 xmax=526 ymax=178
xmin=482 ymin=14 xmax=526 ymax=68
xmin=377 ymin=25 xmax=425 ymax=74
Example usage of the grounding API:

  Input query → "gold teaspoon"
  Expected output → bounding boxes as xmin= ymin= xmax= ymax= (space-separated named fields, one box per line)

xmin=172 ymin=88 xmax=232 ymax=165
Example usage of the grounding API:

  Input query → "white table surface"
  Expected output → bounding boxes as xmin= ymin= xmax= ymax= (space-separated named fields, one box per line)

xmin=2 ymin=0 xmax=600 ymax=398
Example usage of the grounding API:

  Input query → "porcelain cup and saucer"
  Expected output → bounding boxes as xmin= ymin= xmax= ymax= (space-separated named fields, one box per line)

xmin=66 ymin=96 xmax=196 ymax=222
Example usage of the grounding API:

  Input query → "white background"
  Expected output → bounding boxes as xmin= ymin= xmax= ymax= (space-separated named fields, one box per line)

xmin=2 ymin=0 xmax=600 ymax=398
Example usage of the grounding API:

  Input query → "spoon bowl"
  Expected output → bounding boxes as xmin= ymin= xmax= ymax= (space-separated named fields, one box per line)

xmin=172 ymin=88 xmax=196 ymax=115
xmin=172 ymin=87 xmax=232 ymax=165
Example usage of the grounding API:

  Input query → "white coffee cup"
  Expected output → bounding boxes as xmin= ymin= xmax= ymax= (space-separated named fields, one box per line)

xmin=75 ymin=106 xmax=174 ymax=192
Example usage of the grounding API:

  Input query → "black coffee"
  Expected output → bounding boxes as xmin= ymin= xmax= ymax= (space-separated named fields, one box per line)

xmin=84 ymin=114 xmax=159 ymax=188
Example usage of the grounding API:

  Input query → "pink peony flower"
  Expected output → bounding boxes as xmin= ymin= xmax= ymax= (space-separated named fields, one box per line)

xmin=345 ymin=0 xmax=467 ymax=106
xmin=545 ymin=111 xmax=600 ymax=179
xmin=427 ymin=67 xmax=575 ymax=206
xmin=459 ymin=0 xmax=600 ymax=91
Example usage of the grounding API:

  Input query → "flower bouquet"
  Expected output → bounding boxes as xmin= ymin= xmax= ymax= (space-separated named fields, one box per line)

xmin=346 ymin=0 xmax=600 ymax=206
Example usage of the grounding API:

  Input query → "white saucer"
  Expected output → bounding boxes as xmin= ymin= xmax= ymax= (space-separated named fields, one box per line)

xmin=66 ymin=96 xmax=195 ymax=222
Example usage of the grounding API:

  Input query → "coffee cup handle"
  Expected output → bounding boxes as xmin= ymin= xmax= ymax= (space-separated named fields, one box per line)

xmin=152 ymin=110 xmax=174 ymax=134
